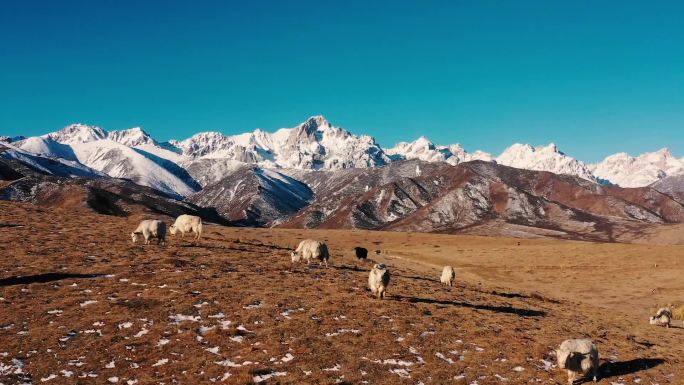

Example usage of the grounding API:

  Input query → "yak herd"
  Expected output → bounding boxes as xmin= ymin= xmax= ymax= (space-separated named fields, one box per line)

xmin=131 ymin=215 xmax=675 ymax=385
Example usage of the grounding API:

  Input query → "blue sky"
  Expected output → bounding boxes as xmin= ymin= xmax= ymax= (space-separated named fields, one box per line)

xmin=1 ymin=0 xmax=683 ymax=162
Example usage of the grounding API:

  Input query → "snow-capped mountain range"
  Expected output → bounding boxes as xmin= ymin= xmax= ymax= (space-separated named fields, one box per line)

xmin=169 ymin=115 xmax=389 ymax=169
xmin=589 ymin=148 xmax=684 ymax=188
xmin=2 ymin=116 xmax=683 ymax=197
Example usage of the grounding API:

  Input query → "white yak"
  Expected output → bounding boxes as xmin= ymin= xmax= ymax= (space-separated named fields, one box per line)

xmin=291 ymin=239 xmax=330 ymax=268
xmin=169 ymin=214 xmax=203 ymax=240
xmin=131 ymin=220 xmax=166 ymax=246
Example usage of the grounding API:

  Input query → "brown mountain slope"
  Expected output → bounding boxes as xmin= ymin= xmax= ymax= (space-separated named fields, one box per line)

xmin=652 ymin=174 xmax=684 ymax=203
xmin=0 ymin=149 xmax=226 ymax=222
xmin=187 ymin=166 xmax=313 ymax=226
xmin=281 ymin=160 xmax=684 ymax=242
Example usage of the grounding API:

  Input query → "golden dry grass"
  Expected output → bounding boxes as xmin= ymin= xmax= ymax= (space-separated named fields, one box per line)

xmin=0 ymin=202 xmax=682 ymax=384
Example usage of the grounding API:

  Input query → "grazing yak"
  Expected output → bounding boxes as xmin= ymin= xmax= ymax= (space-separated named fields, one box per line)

xmin=291 ymin=239 xmax=330 ymax=268
xmin=440 ymin=266 xmax=456 ymax=286
xmin=169 ymin=214 xmax=203 ymax=240
xmin=555 ymin=338 xmax=599 ymax=385
xmin=131 ymin=220 xmax=166 ymax=246
xmin=354 ymin=247 xmax=368 ymax=261
xmin=368 ymin=264 xmax=390 ymax=299
xmin=649 ymin=307 xmax=672 ymax=328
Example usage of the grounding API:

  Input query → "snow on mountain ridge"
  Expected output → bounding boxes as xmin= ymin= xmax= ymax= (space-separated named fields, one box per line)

xmin=45 ymin=123 xmax=107 ymax=145
xmin=172 ymin=115 xmax=389 ymax=170
xmin=13 ymin=117 xmax=684 ymax=193
xmin=0 ymin=135 xmax=26 ymax=143
xmin=1 ymin=141 xmax=105 ymax=178
xmin=495 ymin=143 xmax=596 ymax=181
xmin=16 ymin=136 xmax=78 ymax=162
xmin=68 ymin=140 xmax=199 ymax=198
xmin=14 ymin=132 xmax=199 ymax=197
xmin=108 ymin=127 xmax=157 ymax=147
xmin=384 ymin=136 xmax=494 ymax=166
xmin=170 ymin=131 xmax=233 ymax=158
xmin=591 ymin=148 xmax=684 ymax=187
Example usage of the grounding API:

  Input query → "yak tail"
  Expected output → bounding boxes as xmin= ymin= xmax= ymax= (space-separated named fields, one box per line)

xmin=197 ymin=220 xmax=203 ymax=239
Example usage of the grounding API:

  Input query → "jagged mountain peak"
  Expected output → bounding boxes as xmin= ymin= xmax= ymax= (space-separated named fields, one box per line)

xmin=289 ymin=115 xmax=344 ymax=143
xmin=45 ymin=123 xmax=107 ymax=145
xmin=592 ymin=148 xmax=684 ymax=187
xmin=176 ymin=131 xmax=230 ymax=145
xmin=388 ymin=136 xmax=434 ymax=149
xmin=652 ymin=147 xmax=673 ymax=157
xmin=414 ymin=135 xmax=434 ymax=145
xmin=403 ymin=136 xmax=436 ymax=150
xmin=0 ymin=135 xmax=26 ymax=143
xmin=496 ymin=142 xmax=594 ymax=181
xmin=501 ymin=142 xmax=559 ymax=154
xmin=300 ymin=115 xmax=331 ymax=130
xmin=385 ymin=136 xmax=491 ymax=166
xmin=10 ymin=117 xmax=684 ymax=192
xmin=169 ymin=116 xmax=388 ymax=170
xmin=540 ymin=143 xmax=560 ymax=153
xmin=108 ymin=127 xmax=157 ymax=147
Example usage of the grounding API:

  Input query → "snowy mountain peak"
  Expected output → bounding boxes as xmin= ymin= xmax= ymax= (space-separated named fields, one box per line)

xmin=173 ymin=131 xmax=232 ymax=158
xmin=384 ymin=136 xmax=492 ymax=166
xmin=0 ymin=135 xmax=26 ymax=143
xmin=497 ymin=143 xmax=594 ymax=181
xmin=539 ymin=143 xmax=559 ymax=153
xmin=11 ymin=117 xmax=684 ymax=193
xmin=499 ymin=143 xmax=562 ymax=159
xmin=301 ymin=115 xmax=331 ymax=130
xmin=275 ymin=116 xmax=388 ymax=169
xmin=655 ymin=147 xmax=672 ymax=156
xmin=17 ymin=136 xmax=78 ymax=161
xmin=591 ymin=148 xmax=684 ymax=187
xmin=187 ymin=131 xmax=229 ymax=141
xmin=386 ymin=136 xmax=434 ymax=154
xmin=501 ymin=143 xmax=531 ymax=153
xmin=289 ymin=116 xmax=331 ymax=140
xmin=108 ymin=127 xmax=157 ymax=147
xmin=412 ymin=136 xmax=435 ymax=149
xmin=645 ymin=147 xmax=676 ymax=162
xmin=46 ymin=124 xmax=107 ymax=145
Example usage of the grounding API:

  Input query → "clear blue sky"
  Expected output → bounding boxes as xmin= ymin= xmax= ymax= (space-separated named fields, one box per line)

xmin=1 ymin=0 xmax=683 ymax=162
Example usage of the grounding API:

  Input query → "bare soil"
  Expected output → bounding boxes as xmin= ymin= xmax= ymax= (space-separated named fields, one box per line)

xmin=0 ymin=202 xmax=682 ymax=384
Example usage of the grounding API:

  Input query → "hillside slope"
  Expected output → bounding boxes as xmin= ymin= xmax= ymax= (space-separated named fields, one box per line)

xmin=0 ymin=202 xmax=679 ymax=384
xmin=0 ymin=146 xmax=224 ymax=222
xmin=281 ymin=160 xmax=684 ymax=242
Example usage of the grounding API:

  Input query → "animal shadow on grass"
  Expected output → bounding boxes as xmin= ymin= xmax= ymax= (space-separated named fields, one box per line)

xmin=177 ymin=242 xmax=208 ymax=248
xmin=0 ymin=223 xmax=22 ymax=228
xmin=474 ymin=289 xmax=561 ymax=304
xmin=393 ymin=295 xmax=546 ymax=317
xmin=332 ymin=265 xmax=368 ymax=273
xmin=177 ymin=242 xmax=289 ymax=254
xmin=177 ymin=243 xmax=267 ymax=253
xmin=0 ymin=272 xmax=105 ymax=287
xmin=332 ymin=266 xmax=437 ymax=283
xmin=599 ymin=358 xmax=665 ymax=380
xmin=486 ymin=290 xmax=531 ymax=299
xmin=232 ymin=240 xmax=291 ymax=250
xmin=394 ymin=273 xmax=436 ymax=283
